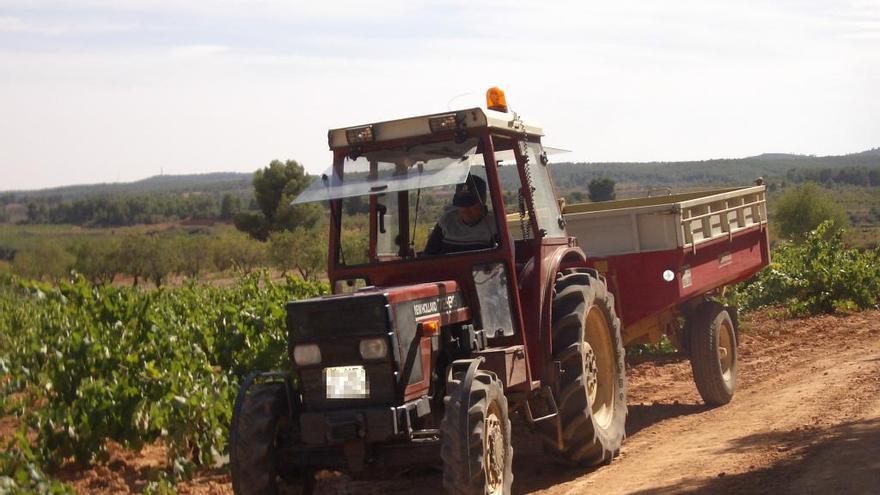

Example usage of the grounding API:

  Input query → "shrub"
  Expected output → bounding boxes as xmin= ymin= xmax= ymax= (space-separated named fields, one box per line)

xmin=588 ymin=177 xmax=616 ymax=202
xmin=730 ymin=221 xmax=880 ymax=316
xmin=774 ymin=182 xmax=847 ymax=240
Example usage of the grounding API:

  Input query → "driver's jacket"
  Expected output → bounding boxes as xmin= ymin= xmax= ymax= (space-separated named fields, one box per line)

xmin=424 ymin=209 xmax=498 ymax=255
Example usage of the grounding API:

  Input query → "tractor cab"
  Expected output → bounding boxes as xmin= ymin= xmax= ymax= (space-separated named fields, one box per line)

xmin=295 ymin=91 xmax=565 ymax=272
xmin=293 ymin=90 xmax=571 ymax=369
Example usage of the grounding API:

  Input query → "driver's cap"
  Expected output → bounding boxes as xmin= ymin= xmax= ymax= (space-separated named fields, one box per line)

xmin=453 ymin=175 xmax=487 ymax=207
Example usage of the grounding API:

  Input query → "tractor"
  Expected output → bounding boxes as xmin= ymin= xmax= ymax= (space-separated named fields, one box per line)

xmin=230 ymin=88 xmax=628 ymax=494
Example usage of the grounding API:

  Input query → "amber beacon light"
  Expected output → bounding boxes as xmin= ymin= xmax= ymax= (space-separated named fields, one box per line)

xmin=486 ymin=86 xmax=508 ymax=112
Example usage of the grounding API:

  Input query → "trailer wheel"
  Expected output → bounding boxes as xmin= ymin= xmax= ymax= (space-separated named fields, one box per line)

xmin=687 ymin=302 xmax=737 ymax=406
xmin=441 ymin=366 xmax=513 ymax=495
xmin=541 ymin=269 xmax=627 ymax=465
xmin=231 ymin=378 xmax=313 ymax=495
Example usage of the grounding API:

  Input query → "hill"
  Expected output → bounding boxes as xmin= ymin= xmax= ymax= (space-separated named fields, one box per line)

xmin=548 ymin=149 xmax=880 ymax=192
xmin=3 ymin=149 xmax=879 ymax=202
xmin=1 ymin=149 xmax=877 ymax=226
xmin=1 ymin=172 xmax=253 ymax=202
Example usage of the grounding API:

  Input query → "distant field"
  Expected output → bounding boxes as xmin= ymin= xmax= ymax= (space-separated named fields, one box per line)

xmin=1 ymin=149 xmax=878 ymax=276
xmin=0 ymin=222 xmax=233 ymax=250
xmin=0 ymin=222 xmax=272 ymax=287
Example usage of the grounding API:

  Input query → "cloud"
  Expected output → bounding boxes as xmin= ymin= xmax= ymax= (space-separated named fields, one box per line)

xmin=0 ymin=15 xmax=133 ymax=35
xmin=1 ymin=0 xmax=878 ymax=190
xmin=169 ymin=44 xmax=229 ymax=58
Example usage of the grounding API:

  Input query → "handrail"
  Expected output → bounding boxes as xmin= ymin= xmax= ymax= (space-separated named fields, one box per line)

xmin=680 ymin=198 xmax=766 ymax=223
xmin=680 ymin=192 xmax=767 ymax=250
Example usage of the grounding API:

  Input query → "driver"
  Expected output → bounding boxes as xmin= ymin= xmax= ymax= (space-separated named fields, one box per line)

xmin=424 ymin=174 xmax=498 ymax=255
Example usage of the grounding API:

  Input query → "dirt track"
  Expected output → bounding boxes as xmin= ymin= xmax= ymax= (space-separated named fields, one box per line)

xmin=63 ymin=310 xmax=880 ymax=494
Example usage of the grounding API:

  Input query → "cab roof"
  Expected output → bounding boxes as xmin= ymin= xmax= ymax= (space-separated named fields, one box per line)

xmin=327 ymin=107 xmax=543 ymax=150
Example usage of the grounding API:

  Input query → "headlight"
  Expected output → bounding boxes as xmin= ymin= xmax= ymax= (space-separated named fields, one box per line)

xmin=429 ymin=114 xmax=457 ymax=132
xmin=345 ymin=125 xmax=374 ymax=145
xmin=293 ymin=344 xmax=321 ymax=366
xmin=359 ymin=338 xmax=388 ymax=360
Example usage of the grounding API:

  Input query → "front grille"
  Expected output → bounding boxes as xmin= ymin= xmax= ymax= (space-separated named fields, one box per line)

xmin=286 ymin=293 xmax=389 ymax=340
xmin=287 ymin=293 xmax=397 ymax=409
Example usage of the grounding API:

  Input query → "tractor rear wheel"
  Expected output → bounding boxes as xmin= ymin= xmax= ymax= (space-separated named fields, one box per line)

xmin=441 ymin=367 xmax=513 ymax=495
xmin=541 ymin=269 xmax=627 ymax=465
xmin=687 ymin=302 xmax=737 ymax=406
xmin=230 ymin=378 xmax=313 ymax=495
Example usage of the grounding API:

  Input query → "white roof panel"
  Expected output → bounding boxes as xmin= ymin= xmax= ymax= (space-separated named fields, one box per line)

xmin=328 ymin=108 xmax=543 ymax=149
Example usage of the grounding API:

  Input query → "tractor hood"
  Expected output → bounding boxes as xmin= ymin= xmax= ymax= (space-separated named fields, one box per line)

xmin=286 ymin=281 xmax=471 ymax=408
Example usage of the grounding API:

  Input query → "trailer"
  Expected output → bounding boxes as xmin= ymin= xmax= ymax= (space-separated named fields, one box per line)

xmin=566 ymin=186 xmax=770 ymax=404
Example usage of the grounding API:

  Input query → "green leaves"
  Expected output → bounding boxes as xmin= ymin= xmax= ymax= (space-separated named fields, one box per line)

xmin=0 ymin=271 xmax=327 ymax=489
xmin=730 ymin=221 xmax=880 ymax=316
xmin=0 ymin=428 xmax=76 ymax=494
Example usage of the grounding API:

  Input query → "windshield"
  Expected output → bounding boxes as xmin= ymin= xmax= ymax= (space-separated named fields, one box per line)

xmin=292 ymin=138 xmax=480 ymax=204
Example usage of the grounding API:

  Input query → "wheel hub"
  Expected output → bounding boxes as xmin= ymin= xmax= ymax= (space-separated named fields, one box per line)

xmin=484 ymin=409 xmax=505 ymax=494
xmin=718 ymin=320 xmax=735 ymax=381
xmin=584 ymin=342 xmax=599 ymax=405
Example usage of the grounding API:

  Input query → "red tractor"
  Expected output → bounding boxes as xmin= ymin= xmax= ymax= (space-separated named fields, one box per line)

xmin=230 ymin=88 xmax=629 ymax=494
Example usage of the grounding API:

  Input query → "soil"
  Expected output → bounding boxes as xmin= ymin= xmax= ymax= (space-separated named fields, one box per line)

xmin=48 ymin=309 xmax=880 ymax=494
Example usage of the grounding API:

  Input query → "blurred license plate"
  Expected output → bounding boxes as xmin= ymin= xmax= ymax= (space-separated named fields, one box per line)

xmin=325 ymin=365 xmax=369 ymax=399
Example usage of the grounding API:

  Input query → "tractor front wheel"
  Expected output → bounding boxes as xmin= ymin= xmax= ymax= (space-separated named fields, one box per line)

xmin=441 ymin=366 xmax=513 ymax=495
xmin=230 ymin=378 xmax=313 ymax=495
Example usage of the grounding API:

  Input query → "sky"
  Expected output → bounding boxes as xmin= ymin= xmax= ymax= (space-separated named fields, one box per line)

xmin=1 ymin=0 xmax=879 ymax=191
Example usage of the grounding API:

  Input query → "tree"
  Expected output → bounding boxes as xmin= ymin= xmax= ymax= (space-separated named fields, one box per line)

xmin=254 ymin=161 xmax=311 ymax=218
xmin=220 ymin=194 xmax=241 ymax=220
xmin=12 ymin=243 xmax=74 ymax=282
xmin=235 ymin=160 xmax=320 ymax=241
xmin=268 ymin=227 xmax=327 ymax=280
xmin=119 ymin=235 xmax=150 ymax=286
xmin=588 ymin=177 xmax=616 ymax=202
xmin=177 ymin=235 xmax=215 ymax=279
xmin=141 ymin=235 xmax=181 ymax=287
xmin=26 ymin=202 xmax=49 ymax=223
xmin=273 ymin=201 xmax=323 ymax=233
xmin=774 ymin=182 xmax=848 ymax=240
xmin=70 ymin=238 xmax=121 ymax=284
xmin=212 ymin=233 xmax=266 ymax=274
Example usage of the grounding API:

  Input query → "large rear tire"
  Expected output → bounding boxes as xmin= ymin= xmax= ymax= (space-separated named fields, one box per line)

xmin=687 ymin=302 xmax=737 ymax=406
xmin=540 ymin=269 xmax=627 ymax=465
xmin=441 ymin=367 xmax=513 ymax=495
xmin=230 ymin=379 xmax=312 ymax=495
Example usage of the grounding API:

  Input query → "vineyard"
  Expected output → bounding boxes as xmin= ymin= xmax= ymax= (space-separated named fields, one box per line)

xmin=1 ymin=222 xmax=879 ymax=494
xmin=0 ymin=272 xmax=327 ymax=493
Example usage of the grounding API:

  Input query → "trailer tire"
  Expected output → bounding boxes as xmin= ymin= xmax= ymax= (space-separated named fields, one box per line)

xmin=441 ymin=367 xmax=513 ymax=495
xmin=687 ymin=302 xmax=737 ymax=406
xmin=541 ymin=269 xmax=627 ymax=466
xmin=231 ymin=379 xmax=312 ymax=495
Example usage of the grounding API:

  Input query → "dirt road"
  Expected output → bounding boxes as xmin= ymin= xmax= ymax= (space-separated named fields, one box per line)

xmin=526 ymin=310 xmax=880 ymax=495
xmin=65 ymin=310 xmax=880 ymax=494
